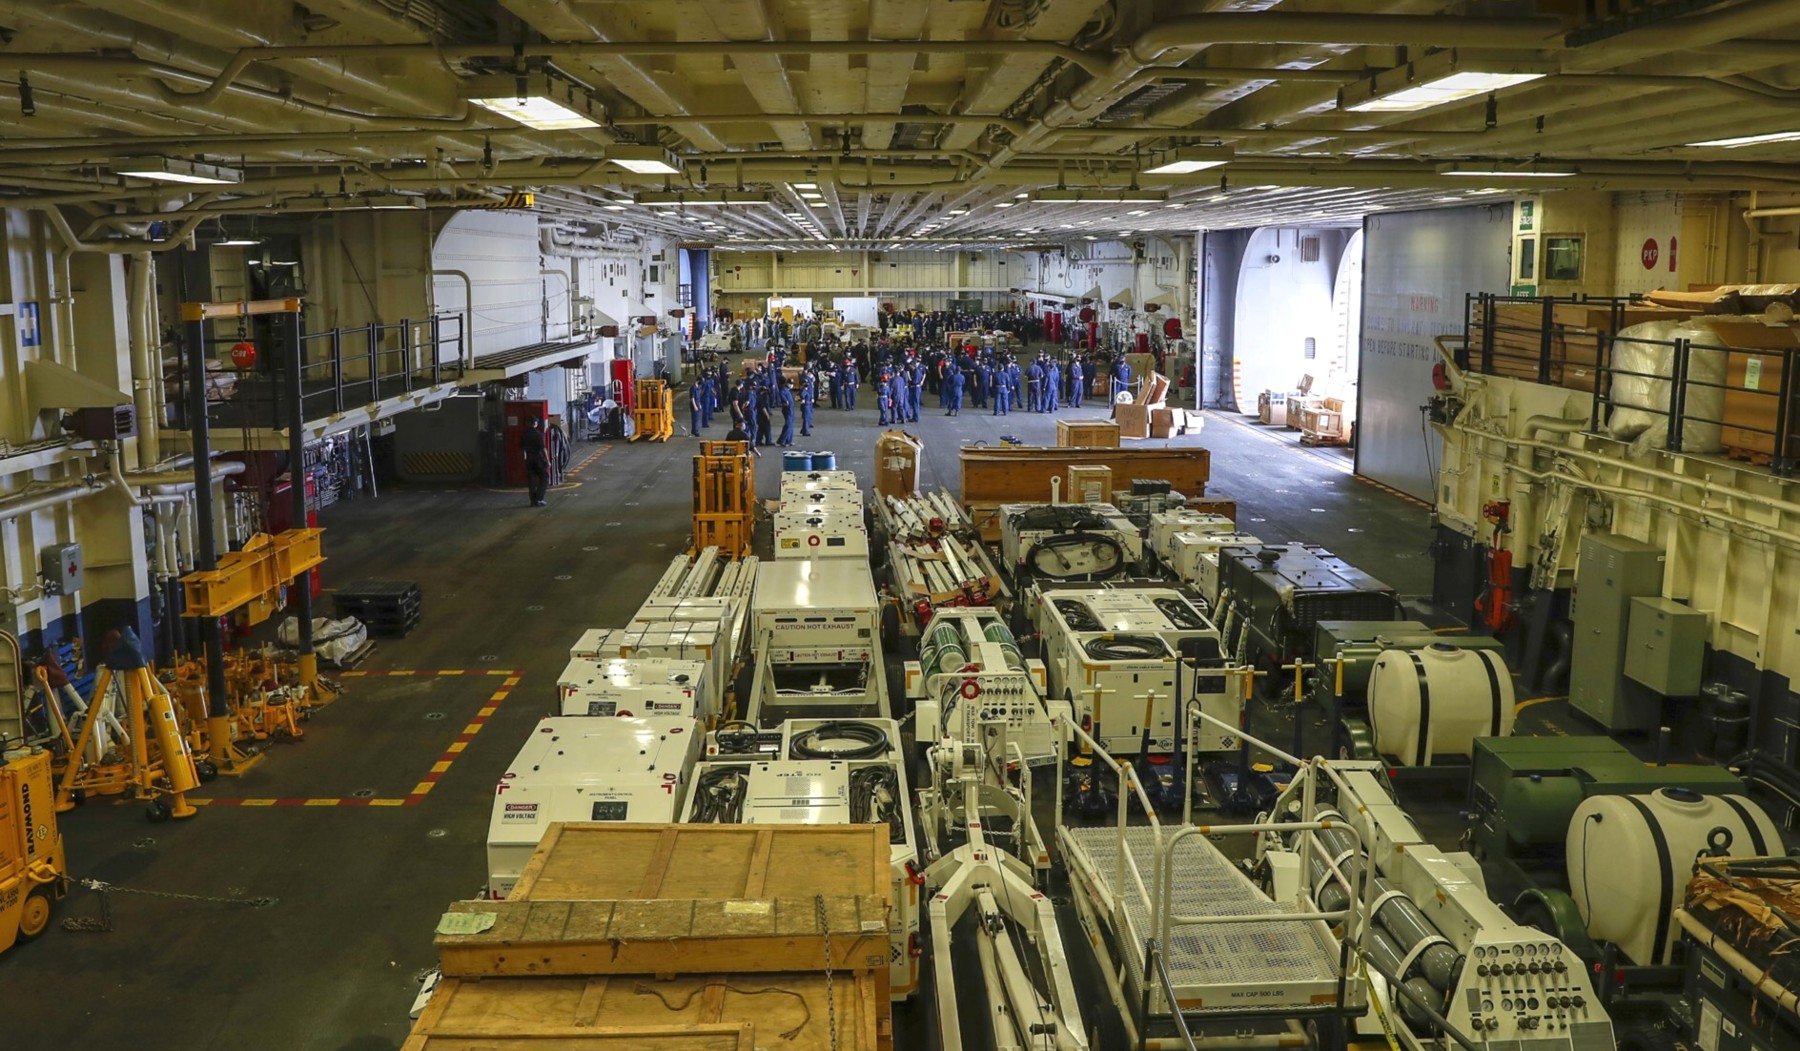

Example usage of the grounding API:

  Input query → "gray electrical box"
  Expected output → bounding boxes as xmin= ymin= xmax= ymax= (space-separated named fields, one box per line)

xmin=1570 ymin=533 xmax=1665 ymax=731
xmin=39 ymin=543 xmax=83 ymax=596
xmin=1625 ymin=596 xmax=1709 ymax=697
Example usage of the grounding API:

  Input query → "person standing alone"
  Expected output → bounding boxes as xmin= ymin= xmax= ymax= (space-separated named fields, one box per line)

xmin=523 ymin=414 xmax=550 ymax=507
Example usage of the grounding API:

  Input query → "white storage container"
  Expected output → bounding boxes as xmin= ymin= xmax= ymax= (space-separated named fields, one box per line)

xmin=1367 ymin=643 xmax=1515 ymax=767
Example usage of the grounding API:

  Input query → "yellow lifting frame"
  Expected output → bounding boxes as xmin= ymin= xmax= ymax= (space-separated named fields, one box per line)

xmin=181 ymin=528 xmax=326 ymax=622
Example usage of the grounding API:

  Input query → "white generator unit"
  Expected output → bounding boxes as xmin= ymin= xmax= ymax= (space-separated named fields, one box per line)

xmin=780 ymin=469 xmax=859 ymax=496
xmin=683 ymin=717 xmax=920 ymax=1000
xmin=773 ymin=508 xmax=869 ymax=560
xmin=1165 ymin=530 xmax=1263 ymax=603
xmin=746 ymin=558 xmax=887 ymax=720
xmin=1147 ymin=509 xmax=1238 ymax=568
xmin=998 ymin=502 xmax=1143 ymax=583
xmin=556 ymin=655 xmax=709 ymax=720
xmin=1365 ymin=643 xmax=1515 ymax=767
xmin=778 ymin=490 xmax=865 ymax=516
xmin=609 ymin=620 xmax=731 ymax=721
xmin=486 ymin=716 xmax=701 ymax=899
xmin=1032 ymin=585 xmax=1235 ymax=755
xmin=904 ymin=608 xmax=1069 ymax=763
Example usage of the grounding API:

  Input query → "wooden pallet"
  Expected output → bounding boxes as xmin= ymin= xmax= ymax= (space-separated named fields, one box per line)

xmin=407 ymin=971 xmax=890 ymax=1051
xmin=436 ymin=824 xmax=892 ymax=979
xmin=1722 ymin=445 xmax=1775 ymax=467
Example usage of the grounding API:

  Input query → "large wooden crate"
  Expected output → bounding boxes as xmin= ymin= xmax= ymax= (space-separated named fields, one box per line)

xmin=436 ymin=824 xmax=890 ymax=979
xmin=960 ymin=445 xmax=1209 ymax=504
xmin=407 ymin=971 xmax=889 ymax=1051
xmin=1056 ymin=418 xmax=1120 ymax=448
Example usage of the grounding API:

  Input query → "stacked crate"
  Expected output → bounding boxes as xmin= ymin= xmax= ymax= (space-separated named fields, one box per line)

xmin=413 ymin=823 xmax=894 ymax=1051
xmin=332 ymin=579 xmax=421 ymax=637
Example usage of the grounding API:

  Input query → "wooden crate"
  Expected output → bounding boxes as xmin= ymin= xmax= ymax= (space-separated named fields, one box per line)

xmin=1066 ymin=464 xmax=1112 ymax=504
xmin=437 ymin=824 xmax=891 ymax=979
xmin=1186 ymin=495 xmax=1238 ymax=522
xmin=1056 ymin=418 xmax=1120 ymax=448
xmin=960 ymin=445 xmax=1209 ymax=504
xmin=407 ymin=971 xmax=889 ymax=1051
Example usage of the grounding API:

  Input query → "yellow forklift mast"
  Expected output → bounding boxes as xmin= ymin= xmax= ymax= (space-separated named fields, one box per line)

xmin=0 ymin=630 xmax=68 ymax=954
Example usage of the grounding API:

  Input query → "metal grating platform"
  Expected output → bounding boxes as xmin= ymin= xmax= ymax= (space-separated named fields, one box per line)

xmin=1064 ymin=825 xmax=1359 ymax=1017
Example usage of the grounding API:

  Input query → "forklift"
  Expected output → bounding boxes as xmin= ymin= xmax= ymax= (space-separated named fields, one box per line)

xmin=0 ymin=630 xmax=68 ymax=953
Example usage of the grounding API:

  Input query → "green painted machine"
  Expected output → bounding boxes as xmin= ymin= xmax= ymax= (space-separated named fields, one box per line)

xmin=1469 ymin=734 xmax=1747 ymax=863
xmin=1308 ymin=620 xmax=1507 ymax=761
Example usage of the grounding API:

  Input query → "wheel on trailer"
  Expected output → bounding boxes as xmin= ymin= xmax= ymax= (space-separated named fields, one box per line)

xmin=879 ymin=602 xmax=902 ymax=655
xmin=886 ymin=654 xmax=909 ymax=720
xmin=15 ymin=885 xmax=55 ymax=942
xmin=1305 ymin=1016 xmax=1349 ymax=1051
xmin=146 ymin=798 xmax=171 ymax=823
xmin=1335 ymin=719 xmax=1377 ymax=761
xmin=195 ymin=759 xmax=219 ymax=783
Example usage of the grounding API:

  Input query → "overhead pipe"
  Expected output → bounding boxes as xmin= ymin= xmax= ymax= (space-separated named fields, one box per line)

xmin=0 ymin=477 xmax=107 ymax=523
xmin=1562 ymin=0 xmax=1800 ymax=72
xmin=125 ymin=253 xmax=160 ymax=470
xmin=35 ymin=203 xmax=210 ymax=255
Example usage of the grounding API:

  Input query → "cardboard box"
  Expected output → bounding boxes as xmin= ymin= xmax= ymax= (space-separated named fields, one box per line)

xmin=874 ymin=430 xmax=923 ymax=499
xmin=1066 ymin=464 xmax=1112 ymax=504
xmin=1287 ymin=395 xmax=1323 ymax=430
xmin=1115 ymin=403 xmax=1150 ymax=438
xmin=1056 ymin=418 xmax=1121 ymax=448
xmin=1150 ymin=408 xmax=1175 ymax=438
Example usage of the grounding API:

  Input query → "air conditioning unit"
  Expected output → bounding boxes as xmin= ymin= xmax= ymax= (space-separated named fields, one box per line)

xmin=65 ymin=406 xmax=136 ymax=441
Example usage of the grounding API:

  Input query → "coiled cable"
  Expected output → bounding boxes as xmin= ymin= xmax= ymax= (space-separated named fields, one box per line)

xmin=1054 ymin=598 xmax=1105 ymax=632
xmin=1083 ymin=634 xmax=1168 ymax=661
xmin=1028 ymin=531 xmax=1127 ymax=580
xmin=789 ymin=720 xmax=890 ymax=760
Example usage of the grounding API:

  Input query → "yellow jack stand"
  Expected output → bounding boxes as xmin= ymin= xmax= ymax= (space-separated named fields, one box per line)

xmin=58 ymin=629 xmax=202 ymax=821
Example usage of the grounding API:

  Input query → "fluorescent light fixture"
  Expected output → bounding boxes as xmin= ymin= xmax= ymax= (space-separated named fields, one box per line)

xmin=1339 ymin=51 xmax=1547 ymax=113
xmin=994 ymin=201 xmax=1015 ymax=208
xmin=808 ymin=201 xmax=828 ymax=208
xmin=1685 ymin=130 xmax=1800 ymax=148
xmin=1141 ymin=146 xmax=1233 ymax=175
xmin=947 ymin=208 xmax=968 ymax=215
xmin=1033 ymin=189 xmax=1166 ymax=204
xmin=1439 ymin=161 xmax=1576 ymax=178
xmin=1125 ymin=209 xmax=1150 ymax=216
xmin=603 ymin=204 xmax=628 ymax=211
xmin=607 ymin=145 xmax=683 ymax=175
xmin=214 ymin=238 xmax=261 ymax=247
xmin=797 ymin=191 xmax=823 ymax=199
xmin=465 ymin=72 xmax=598 ymax=130
xmin=117 ymin=156 xmax=242 ymax=185
xmin=633 ymin=191 xmax=774 ymax=206
xmin=792 ymin=182 xmax=818 ymax=189
xmin=1165 ymin=202 xmax=1187 ymax=210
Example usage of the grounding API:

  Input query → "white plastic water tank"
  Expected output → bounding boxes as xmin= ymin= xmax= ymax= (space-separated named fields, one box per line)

xmin=1367 ymin=643 xmax=1515 ymax=767
xmin=1566 ymin=787 xmax=1781 ymax=965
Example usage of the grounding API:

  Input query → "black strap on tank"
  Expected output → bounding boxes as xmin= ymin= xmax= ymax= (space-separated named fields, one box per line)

xmin=1623 ymin=795 xmax=1674 ymax=964
xmin=1408 ymin=652 xmax=1432 ymax=767
xmin=1717 ymin=796 xmax=1769 ymax=856
xmin=1475 ymin=649 xmax=1505 ymax=737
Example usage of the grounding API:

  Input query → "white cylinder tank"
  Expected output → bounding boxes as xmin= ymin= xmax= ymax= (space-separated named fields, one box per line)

xmin=1367 ymin=643 xmax=1515 ymax=767
xmin=1566 ymin=787 xmax=1781 ymax=965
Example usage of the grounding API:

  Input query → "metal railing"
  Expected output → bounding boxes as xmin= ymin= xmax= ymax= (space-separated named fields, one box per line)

xmin=172 ymin=313 xmax=466 ymax=431
xmin=1459 ymin=292 xmax=1800 ymax=475
xmin=1055 ymin=701 xmax=1367 ymax=1031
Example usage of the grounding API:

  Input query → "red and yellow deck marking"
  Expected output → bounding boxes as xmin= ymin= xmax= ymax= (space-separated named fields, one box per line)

xmin=192 ymin=668 xmax=523 ymax=808
xmin=567 ymin=445 xmax=610 ymax=478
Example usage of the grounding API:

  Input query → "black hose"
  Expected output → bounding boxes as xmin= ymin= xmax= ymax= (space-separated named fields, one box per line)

xmin=1006 ymin=504 xmax=1108 ymax=533
xmin=1084 ymin=634 xmax=1169 ymax=661
xmin=714 ymin=720 xmax=761 ymax=755
xmin=1054 ymin=599 xmax=1104 ymax=632
xmin=849 ymin=765 xmax=904 ymax=844
xmin=692 ymin=764 xmax=748 ymax=824
xmin=1153 ymin=597 xmax=1205 ymax=631
xmin=789 ymin=720 xmax=891 ymax=760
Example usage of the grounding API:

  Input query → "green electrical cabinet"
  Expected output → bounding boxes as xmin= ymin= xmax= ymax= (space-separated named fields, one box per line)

xmin=1625 ymin=596 xmax=1709 ymax=697
xmin=1570 ymin=533 xmax=1665 ymax=732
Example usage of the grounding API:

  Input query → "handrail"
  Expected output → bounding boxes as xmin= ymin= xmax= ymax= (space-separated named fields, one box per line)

xmin=1157 ymin=820 xmax=1364 ymax=947
xmin=1060 ymin=717 xmax=1163 ymax=936
xmin=1138 ymin=940 xmax=1199 ymax=1051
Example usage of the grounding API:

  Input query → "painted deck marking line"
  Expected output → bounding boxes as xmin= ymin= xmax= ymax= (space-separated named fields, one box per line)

xmin=191 ymin=670 xmax=524 ymax=807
